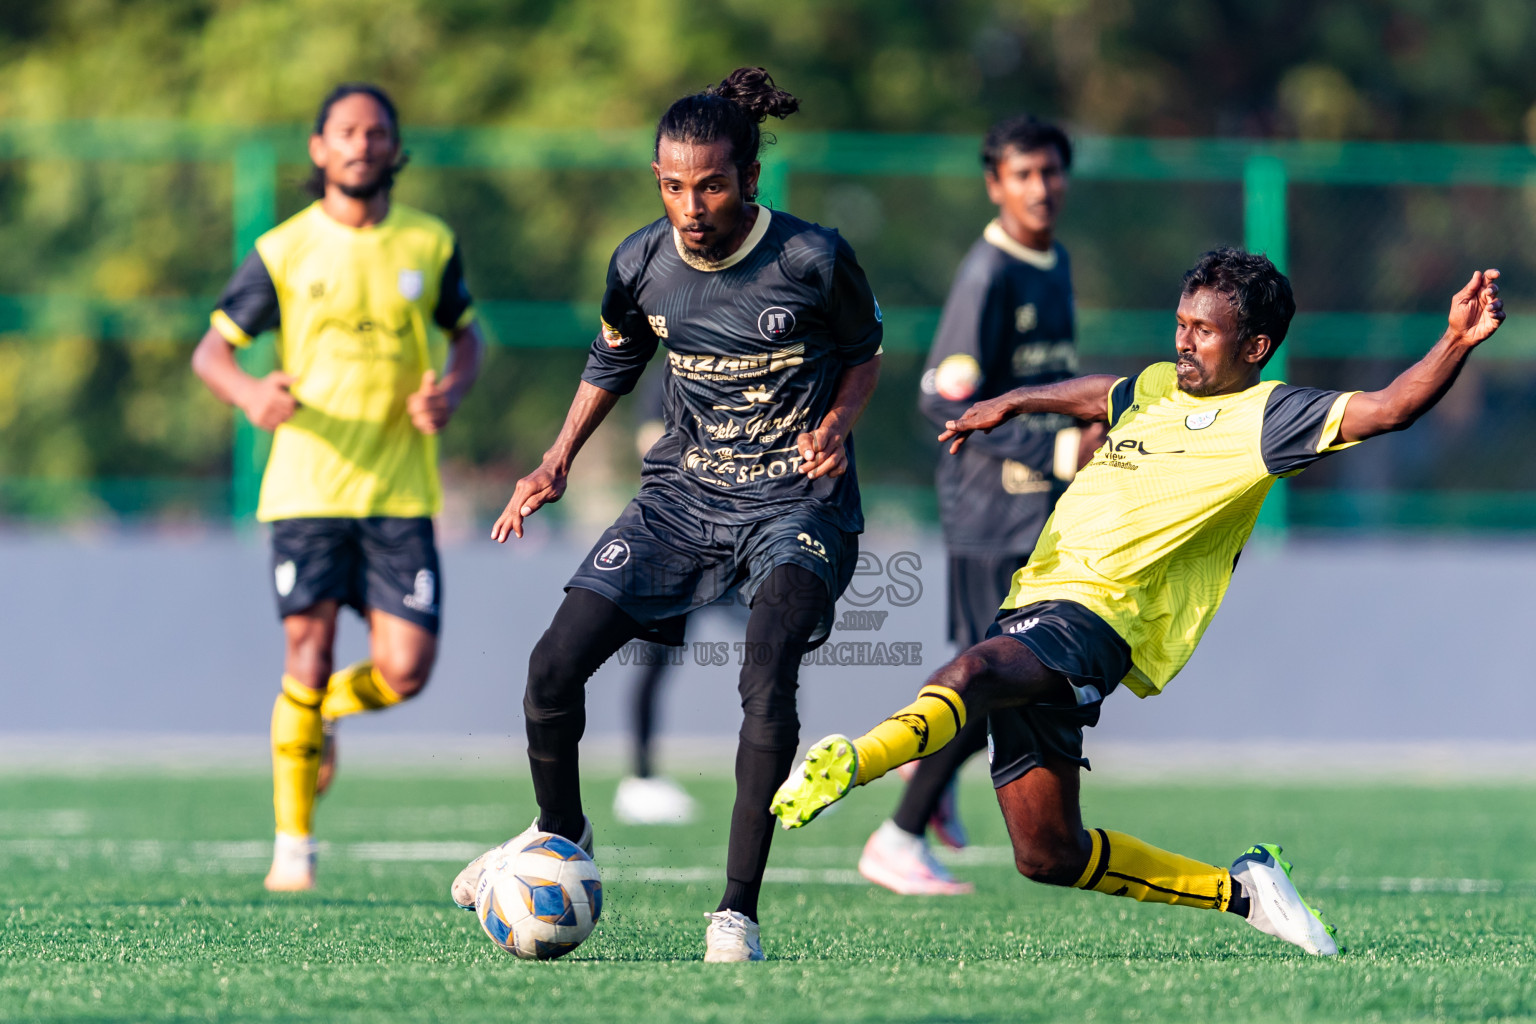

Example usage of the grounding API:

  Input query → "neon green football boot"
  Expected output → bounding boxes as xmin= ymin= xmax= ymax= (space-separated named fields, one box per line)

xmin=770 ymin=734 xmax=859 ymax=829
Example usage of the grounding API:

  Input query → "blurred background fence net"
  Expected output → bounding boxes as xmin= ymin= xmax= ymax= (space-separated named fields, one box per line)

xmin=2 ymin=122 xmax=1534 ymax=533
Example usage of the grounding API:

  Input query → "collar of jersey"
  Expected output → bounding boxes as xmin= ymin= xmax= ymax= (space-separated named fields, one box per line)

xmin=672 ymin=206 xmax=772 ymax=272
xmin=309 ymin=200 xmax=396 ymax=236
xmin=983 ymin=219 xmax=1058 ymax=271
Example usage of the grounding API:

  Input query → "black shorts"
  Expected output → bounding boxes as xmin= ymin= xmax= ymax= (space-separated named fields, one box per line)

xmin=984 ymin=599 xmax=1132 ymax=788
xmin=947 ymin=551 xmax=1032 ymax=649
xmin=269 ymin=517 xmax=441 ymax=634
xmin=565 ymin=489 xmax=857 ymax=648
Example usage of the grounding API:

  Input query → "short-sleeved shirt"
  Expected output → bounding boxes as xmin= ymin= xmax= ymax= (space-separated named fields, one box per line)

xmin=581 ymin=207 xmax=883 ymax=532
xmin=1004 ymin=362 xmax=1359 ymax=695
xmin=211 ymin=202 xmax=475 ymax=522
xmin=919 ymin=221 xmax=1079 ymax=555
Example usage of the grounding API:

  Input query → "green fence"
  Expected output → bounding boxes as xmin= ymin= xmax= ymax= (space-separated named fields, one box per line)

xmin=3 ymin=121 xmax=1535 ymax=531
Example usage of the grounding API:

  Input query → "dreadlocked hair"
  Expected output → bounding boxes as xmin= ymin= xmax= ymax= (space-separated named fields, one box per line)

xmin=304 ymin=82 xmax=410 ymax=199
xmin=654 ymin=67 xmax=800 ymax=204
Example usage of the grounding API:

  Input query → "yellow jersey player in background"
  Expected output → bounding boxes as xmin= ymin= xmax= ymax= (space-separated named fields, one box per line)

xmin=192 ymin=83 xmax=484 ymax=891
xmin=773 ymin=247 xmax=1504 ymax=956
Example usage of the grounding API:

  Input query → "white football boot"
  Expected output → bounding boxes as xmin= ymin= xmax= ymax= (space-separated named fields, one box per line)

xmin=703 ymin=909 xmax=764 ymax=962
xmin=613 ymin=776 xmax=699 ymax=825
xmin=450 ymin=815 xmax=594 ymax=910
xmin=263 ymin=832 xmax=317 ymax=892
xmin=858 ymin=819 xmax=973 ymax=896
xmin=1230 ymin=843 xmax=1339 ymax=955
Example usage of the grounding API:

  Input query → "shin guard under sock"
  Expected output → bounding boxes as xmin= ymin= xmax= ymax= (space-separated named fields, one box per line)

xmin=852 ymin=685 xmax=967 ymax=786
xmin=1072 ymin=828 xmax=1232 ymax=911
xmin=271 ymin=676 xmax=323 ymax=836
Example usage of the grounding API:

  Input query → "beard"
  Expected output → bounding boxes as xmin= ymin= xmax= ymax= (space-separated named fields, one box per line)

xmin=336 ymin=169 xmax=393 ymax=200
xmin=681 ymin=234 xmax=733 ymax=263
xmin=1175 ymin=357 xmax=1214 ymax=396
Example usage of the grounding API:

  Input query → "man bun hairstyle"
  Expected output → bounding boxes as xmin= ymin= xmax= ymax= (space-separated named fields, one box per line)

xmin=982 ymin=114 xmax=1073 ymax=174
xmin=305 ymin=82 xmax=409 ymax=199
xmin=1181 ymin=247 xmax=1296 ymax=361
xmin=654 ymin=67 xmax=800 ymax=204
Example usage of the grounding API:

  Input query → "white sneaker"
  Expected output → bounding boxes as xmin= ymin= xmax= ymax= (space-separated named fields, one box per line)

xmin=263 ymin=831 xmax=317 ymax=892
xmin=1230 ymin=843 xmax=1339 ymax=956
xmin=449 ymin=816 xmax=594 ymax=910
xmin=858 ymin=819 xmax=973 ymax=896
xmin=703 ymin=910 xmax=764 ymax=962
xmin=613 ymin=776 xmax=698 ymax=825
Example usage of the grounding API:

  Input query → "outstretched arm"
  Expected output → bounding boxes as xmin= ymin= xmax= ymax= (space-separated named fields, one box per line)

xmin=1338 ymin=270 xmax=1503 ymax=443
xmin=938 ymin=374 xmax=1119 ymax=455
xmin=491 ymin=380 xmax=621 ymax=541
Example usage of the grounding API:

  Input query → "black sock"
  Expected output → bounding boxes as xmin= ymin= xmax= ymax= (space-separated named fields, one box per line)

xmin=890 ymin=715 xmax=991 ymax=836
xmin=1226 ymin=877 xmax=1250 ymax=918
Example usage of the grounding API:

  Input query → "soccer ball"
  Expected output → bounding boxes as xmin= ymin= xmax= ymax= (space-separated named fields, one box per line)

xmin=474 ymin=832 xmax=602 ymax=960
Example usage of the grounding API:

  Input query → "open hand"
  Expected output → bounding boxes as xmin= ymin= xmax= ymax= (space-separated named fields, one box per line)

xmin=491 ymin=463 xmax=567 ymax=541
xmin=937 ymin=394 xmax=1016 ymax=454
xmin=1449 ymin=269 xmax=1504 ymax=347
xmin=408 ymin=370 xmax=454 ymax=434
xmin=794 ymin=425 xmax=848 ymax=480
xmin=240 ymin=371 xmax=299 ymax=431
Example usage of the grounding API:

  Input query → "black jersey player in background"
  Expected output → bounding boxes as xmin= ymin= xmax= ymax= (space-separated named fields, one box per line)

xmin=857 ymin=116 xmax=1105 ymax=896
xmin=451 ymin=68 xmax=884 ymax=962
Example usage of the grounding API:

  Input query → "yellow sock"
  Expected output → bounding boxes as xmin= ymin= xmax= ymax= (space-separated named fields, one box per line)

xmin=318 ymin=660 xmax=403 ymax=719
xmin=851 ymin=685 xmax=967 ymax=785
xmin=272 ymin=675 xmax=323 ymax=837
xmin=1073 ymin=828 xmax=1232 ymax=911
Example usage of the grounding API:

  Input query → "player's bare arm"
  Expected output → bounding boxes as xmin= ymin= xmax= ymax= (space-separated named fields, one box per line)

xmin=1338 ymin=269 xmax=1504 ymax=443
xmin=796 ymin=355 xmax=881 ymax=480
xmin=408 ymin=321 xmax=485 ymax=435
xmin=190 ymin=326 xmax=298 ymax=431
xmin=939 ymin=374 xmax=1119 ymax=454
xmin=491 ymin=380 xmax=622 ymax=541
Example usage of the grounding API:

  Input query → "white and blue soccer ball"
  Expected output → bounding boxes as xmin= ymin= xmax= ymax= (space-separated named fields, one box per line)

xmin=474 ymin=832 xmax=602 ymax=960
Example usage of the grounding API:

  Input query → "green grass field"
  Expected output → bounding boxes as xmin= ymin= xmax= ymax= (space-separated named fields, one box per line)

xmin=4 ymin=768 xmax=1536 ymax=1023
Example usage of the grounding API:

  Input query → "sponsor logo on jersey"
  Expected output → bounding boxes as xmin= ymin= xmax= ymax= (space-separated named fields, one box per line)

xmin=1015 ymin=303 xmax=1038 ymax=333
xmin=600 ymin=318 xmax=626 ymax=348
xmin=933 ymin=353 xmax=981 ymax=402
xmin=667 ymin=344 xmax=804 ymax=376
xmin=309 ymin=281 xmax=325 ymax=299
xmin=593 ymin=539 xmax=631 ymax=571
xmin=1185 ymin=408 xmax=1220 ymax=430
xmin=1094 ymin=434 xmax=1186 ymax=471
xmin=403 ymin=569 xmax=438 ymax=614
xmin=1012 ymin=340 xmax=1077 ymax=378
xmin=647 ymin=314 xmax=669 ymax=338
xmin=1001 ymin=459 xmax=1052 ymax=495
xmin=758 ymin=306 xmax=796 ymax=340
xmin=397 ymin=269 xmax=424 ymax=301
xmin=274 ymin=560 xmax=297 ymax=597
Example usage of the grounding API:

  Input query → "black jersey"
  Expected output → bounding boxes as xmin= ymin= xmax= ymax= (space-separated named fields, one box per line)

xmin=581 ymin=208 xmax=883 ymax=532
xmin=919 ymin=222 xmax=1078 ymax=555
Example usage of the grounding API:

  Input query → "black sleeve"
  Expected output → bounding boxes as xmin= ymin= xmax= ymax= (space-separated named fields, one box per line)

xmin=579 ymin=251 xmax=661 ymax=396
xmin=826 ymin=235 xmax=883 ymax=366
xmin=1260 ymin=384 xmax=1352 ymax=475
xmin=214 ymin=250 xmax=280 ymax=341
xmin=432 ymin=243 xmax=475 ymax=331
xmin=1107 ymin=373 xmax=1140 ymax=428
xmin=917 ymin=257 xmax=1063 ymax=458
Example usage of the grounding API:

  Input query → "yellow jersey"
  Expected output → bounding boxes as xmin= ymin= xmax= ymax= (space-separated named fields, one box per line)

xmin=211 ymin=202 xmax=475 ymax=521
xmin=1003 ymin=362 xmax=1357 ymax=696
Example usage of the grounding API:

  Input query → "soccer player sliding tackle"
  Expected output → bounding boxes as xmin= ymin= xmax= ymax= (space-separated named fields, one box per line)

xmin=451 ymin=68 xmax=884 ymax=962
xmin=773 ymin=251 xmax=1504 ymax=955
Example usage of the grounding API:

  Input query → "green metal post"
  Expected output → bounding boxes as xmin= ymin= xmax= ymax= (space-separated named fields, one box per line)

xmin=230 ymin=140 xmax=278 ymax=522
xmin=1244 ymin=153 xmax=1289 ymax=541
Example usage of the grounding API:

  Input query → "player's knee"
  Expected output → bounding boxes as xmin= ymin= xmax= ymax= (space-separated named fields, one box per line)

xmin=524 ymin=632 xmax=582 ymax=721
xmin=1012 ymin=836 xmax=1089 ymax=887
xmin=374 ymin=658 xmax=430 ymax=700
xmin=284 ymin=637 xmax=334 ymax=689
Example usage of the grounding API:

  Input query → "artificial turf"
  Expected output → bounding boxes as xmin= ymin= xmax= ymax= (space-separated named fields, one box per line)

xmin=3 ymin=769 xmax=1535 ymax=1022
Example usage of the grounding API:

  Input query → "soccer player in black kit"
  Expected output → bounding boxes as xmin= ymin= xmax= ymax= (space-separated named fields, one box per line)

xmin=857 ymin=116 xmax=1103 ymax=895
xmin=451 ymin=68 xmax=883 ymax=962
